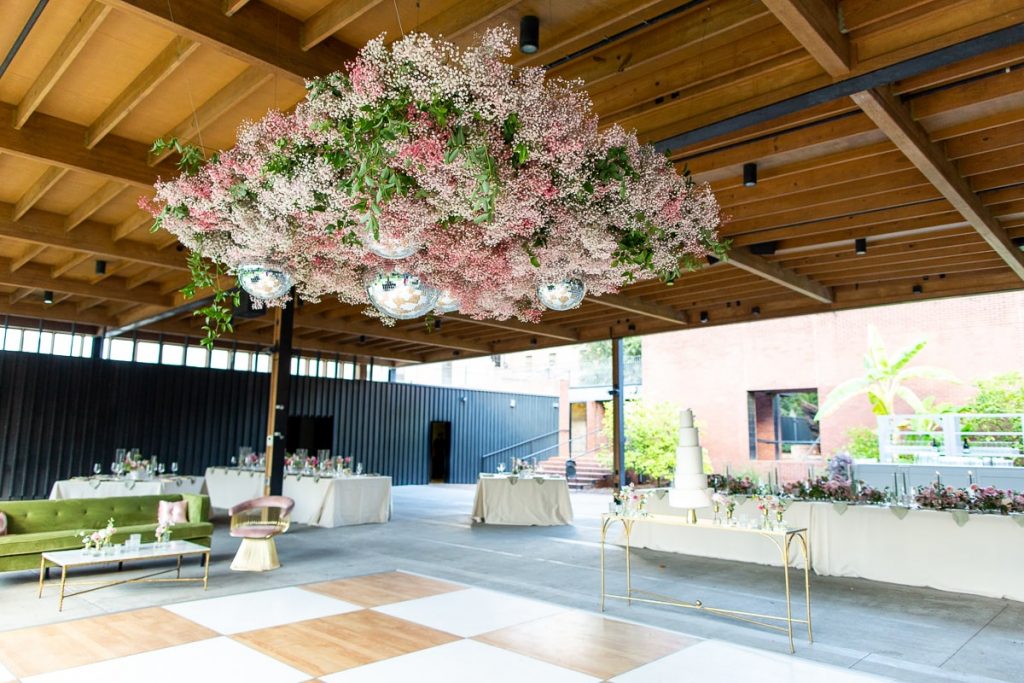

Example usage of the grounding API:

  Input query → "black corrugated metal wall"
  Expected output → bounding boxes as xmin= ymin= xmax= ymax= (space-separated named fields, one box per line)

xmin=0 ymin=351 xmax=557 ymax=500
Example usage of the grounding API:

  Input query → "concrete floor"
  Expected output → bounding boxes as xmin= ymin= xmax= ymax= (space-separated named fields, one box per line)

xmin=2 ymin=485 xmax=1020 ymax=683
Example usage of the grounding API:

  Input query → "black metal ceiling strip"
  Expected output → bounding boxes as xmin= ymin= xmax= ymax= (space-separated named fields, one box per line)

xmin=0 ymin=0 xmax=49 ymax=80
xmin=655 ymin=22 xmax=1024 ymax=155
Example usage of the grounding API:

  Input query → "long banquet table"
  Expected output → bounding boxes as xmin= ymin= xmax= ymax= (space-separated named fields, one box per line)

xmin=472 ymin=473 xmax=573 ymax=525
xmin=49 ymin=476 xmax=204 ymax=500
xmin=608 ymin=490 xmax=1024 ymax=601
xmin=203 ymin=467 xmax=392 ymax=527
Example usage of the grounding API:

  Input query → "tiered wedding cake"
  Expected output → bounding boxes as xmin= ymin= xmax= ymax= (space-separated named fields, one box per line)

xmin=668 ymin=408 xmax=712 ymax=510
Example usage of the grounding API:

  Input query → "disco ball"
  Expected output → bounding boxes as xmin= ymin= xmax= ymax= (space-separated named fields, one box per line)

xmin=236 ymin=264 xmax=293 ymax=300
xmin=434 ymin=291 xmax=460 ymax=314
xmin=537 ymin=278 xmax=586 ymax=311
xmin=366 ymin=272 xmax=440 ymax=319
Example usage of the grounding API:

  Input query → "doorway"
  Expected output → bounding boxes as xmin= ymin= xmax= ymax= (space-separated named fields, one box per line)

xmin=429 ymin=421 xmax=451 ymax=482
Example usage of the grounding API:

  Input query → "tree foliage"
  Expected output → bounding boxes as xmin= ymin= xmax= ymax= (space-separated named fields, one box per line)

xmin=599 ymin=399 xmax=679 ymax=481
xmin=815 ymin=325 xmax=959 ymax=420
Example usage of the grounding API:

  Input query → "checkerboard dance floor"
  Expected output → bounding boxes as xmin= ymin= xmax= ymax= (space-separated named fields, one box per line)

xmin=0 ymin=571 xmax=891 ymax=682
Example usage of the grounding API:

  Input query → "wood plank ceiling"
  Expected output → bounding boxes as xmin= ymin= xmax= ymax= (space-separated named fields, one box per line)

xmin=0 ymin=0 xmax=1021 ymax=365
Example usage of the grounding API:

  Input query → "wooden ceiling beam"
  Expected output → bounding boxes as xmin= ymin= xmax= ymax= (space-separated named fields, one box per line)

xmin=64 ymin=182 xmax=126 ymax=232
xmin=0 ymin=202 xmax=186 ymax=270
xmin=51 ymin=254 xmax=92 ymax=279
xmin=14 ymin=167 xmax=69 ymax=221
xmin=85 ymin=36 xmax=198 ymax=149
xmin=850 ymin=87 xmax=1024 ymax=280
xmin=113 ymin=212 xmax=153 ymax=241
xmin=0 ymin=260 xmax=173 ymax=307
xmin=222 ymin=0 xmax=251 ymax=16
xmin=98 ymin=0 xmax=356 ymax=83
xmin=0 ymin=103 xmax=177 ymax=188
xmin=440 ymin=313 xmax=580 ymax=342
xmin=301 ymin=0 xmax=384 ymax=51
xmin=0 ymin=297 xmax=112 ymax=327
xmin=414 ymin=0 xmax=520 ymax=42
xmin=149 ymin=67 xmax=272 ymax=165
xmin=761 ymin=0 xmax=849 ymax=77
xmin=12 ymin=245 xmax=47 ymax=273
xmin=583 ymin=293 xmax=688 ymax=325
xmin=294 ymin=313 xmax=493 ymax=354
xmin=724 ymin=248 xmax=834 ymax=303
xmin=14 ymin=2 xmax=112 ymax=129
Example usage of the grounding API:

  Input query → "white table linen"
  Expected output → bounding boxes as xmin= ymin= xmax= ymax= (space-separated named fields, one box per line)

xmin=609 ymin=492 xmax=1024 ymax=601
xmin=202 ymin=467 xmax=266 ymax=510
xmin=472 ymin=474 xmax=574 ymax=526
xmin=284 ymin=475 xmax=392 ymax=527
xmin=49 ymin=476 xmax=204 ymax=500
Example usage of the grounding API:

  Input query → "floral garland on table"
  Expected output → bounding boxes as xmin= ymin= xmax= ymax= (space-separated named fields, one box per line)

xmin=781 ymin=475 xmax=885 ymax=504
xmin=707 ymin=474 xmax=756 ymax=495
xmin=916 ymin=484 xmax=1024 ymax=513
xmin=144 ymin=27 xmax=726 ymax=345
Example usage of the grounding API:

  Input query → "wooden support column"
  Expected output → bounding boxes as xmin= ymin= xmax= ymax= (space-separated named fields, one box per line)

xmin=611 ymin=337 xmax=626 ymax=488
xmin=264 ymin=301 xmax=294 ymax=496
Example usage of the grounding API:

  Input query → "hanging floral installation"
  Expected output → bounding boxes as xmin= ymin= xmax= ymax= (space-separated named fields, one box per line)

xmin=144 ymin=27 xmax=726 ymax=345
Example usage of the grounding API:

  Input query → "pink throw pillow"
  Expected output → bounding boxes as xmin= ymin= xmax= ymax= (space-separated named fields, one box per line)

xmin=158 ymin=500 xmax=188 ymax=526
xmin=0 ymin=511 xmax=6 ymax=536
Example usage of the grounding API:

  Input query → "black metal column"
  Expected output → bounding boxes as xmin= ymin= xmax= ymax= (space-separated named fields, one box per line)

xmin=611 ymin=337 xmax=626 ymax=488
xmin=265 ymin=300 xmax=294 ymax=496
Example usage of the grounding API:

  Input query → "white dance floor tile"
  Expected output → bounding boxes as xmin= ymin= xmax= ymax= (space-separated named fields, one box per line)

xmin=164 ymin=586 xmax=362 ymax=634
xmin=321 ymin=638 xmax=599 ymax=683
xmin=611 ymin=640 xmax=893 ymax=683
xmin=373 ymin=587 xmax=567 ymax=637
xmin=0 ymin=659 xmax=13 ymax=682
xmin=21 ymin=637 xmax=309 ymax=683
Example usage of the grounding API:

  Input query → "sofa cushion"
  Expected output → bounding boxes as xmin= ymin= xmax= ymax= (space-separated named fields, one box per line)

xmin=0 ymin=530 xmax=83 ymax=555
xmin=0 ymin=511 xmax=6 ymax=536
xmin=158 ymin=500 xmax=188 ymax=525
xmin=0 ymin=494 xmax=210 ymax=535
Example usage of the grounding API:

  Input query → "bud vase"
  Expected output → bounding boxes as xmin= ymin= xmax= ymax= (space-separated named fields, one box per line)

xmin=775 ymin=509 xmax=785 ymax=528
xmin=713 ymin=503 xmax=720 ymax=524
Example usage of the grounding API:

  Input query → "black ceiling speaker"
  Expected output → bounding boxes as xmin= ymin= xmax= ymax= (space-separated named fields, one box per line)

xmin=855 ymin=238 xmax=867 ymax=255
xmin=519 ymin=15 xmax=539 ymax=54
xmin=232 ymin=289 xmax=268 ymax=319
xmin=43 ymin=290 xmax=54 ymax=304
xmin=743 ymin=162 xmax=757 ymax=187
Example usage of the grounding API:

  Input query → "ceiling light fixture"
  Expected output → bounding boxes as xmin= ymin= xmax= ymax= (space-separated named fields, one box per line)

xmin=743 ymin=162 xmax=757 ymax=187
xmin=95 ymin=260 xmax=107 ymax=275
xmin=519 ymin=15 xmax=539 ymax=54
xmin=855 ymin=238 xmax=867 ymax=255
xmin=699 ymin=310 xmax=709 ymax=323
xmin=43 ymin=290 xmax=54 ymax=304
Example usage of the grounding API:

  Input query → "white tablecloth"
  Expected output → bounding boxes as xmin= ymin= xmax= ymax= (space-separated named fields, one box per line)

xmin=203 ymin=467 xmax=266 ymax=510
xmin=49 ymin=476 xmax=204 ymax=500
xmin=472 ymin=475 xmax=574 ymax=525
xmin=611 ymin=491 xmax=1024 ymax=601
xmin=284 ymin=475 xmax=392 ymax=527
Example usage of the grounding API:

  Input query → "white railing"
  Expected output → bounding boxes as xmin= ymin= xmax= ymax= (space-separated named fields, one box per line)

xmin=877 ymin=413 xmax=1024 ymax=465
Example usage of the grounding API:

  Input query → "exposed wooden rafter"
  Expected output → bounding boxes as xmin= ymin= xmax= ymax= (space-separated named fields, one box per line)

xmin=441 ymin=313 xmax=580 ymax=342
xmin=584 ymin=293 xmax=689 ymax=325
xmin=0 ymin=259 xmax=173 ymax=307
xmin=725 ymin=248 xmax=834 ymax=303
xmin=64 ymin=182 xmax=126 ymax=232
xmin=760 ymin=0 xmax=849 ymax=77
xmin=295 ymin=313 xmax=494 ymax=354
xmin=14 ymin=167 xmax=68 ymax=220
xmin=301 ymin=0 xmax=384 ymax=51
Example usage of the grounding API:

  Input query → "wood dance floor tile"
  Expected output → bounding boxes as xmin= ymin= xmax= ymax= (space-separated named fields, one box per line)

xmin=0 ymin=607 xmax=216 ymax=678
xmin=301 ymin=571 xmax=466 ymax=607
xmin=233 ymin=609 xmax=459 ymax=677
xmin=474 ymin=611 xmax=701 ymax=680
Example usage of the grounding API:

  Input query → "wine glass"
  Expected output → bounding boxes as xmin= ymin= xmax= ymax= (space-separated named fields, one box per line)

xmin=110 ymin=462 xmax=119 ymax=476
xmin=158 ymin=463 xmax=166 ymax=475
xmin=356 ymin=462 xmax=364 ymax=476
xmin=171 ymin=462 xmax=179 ymax=475
xmin=497 ymin=462 xmax=506 ymax=474
xmin=93 ymin=463 xmax=102 ymax=476
xmin=230 ymin=456 xmax=237 ymax=467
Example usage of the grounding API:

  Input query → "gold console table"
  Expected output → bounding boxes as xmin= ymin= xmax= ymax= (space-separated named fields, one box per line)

xmin=599 ymin=513 xmax=812 ymax=653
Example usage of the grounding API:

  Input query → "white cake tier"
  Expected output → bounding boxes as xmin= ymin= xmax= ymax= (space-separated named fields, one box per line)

xmin=675 ymin=446 xmax=702 ymax=466
xmin=669 ymin=487 xmax=711 ymax=509
xmin=674 ymin=473 xmax=707 ymax=490
xmin=679 ymin=409 xmax=694 ymax=429
xmin=678 ymin=428 xmax=700 ymax=447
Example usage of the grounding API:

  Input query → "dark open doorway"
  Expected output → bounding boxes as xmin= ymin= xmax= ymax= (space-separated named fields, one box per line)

xmin=286 ymin=415 xmax=334 ymax=454
xmin=429 ymin=421 xmax=451 ymax=482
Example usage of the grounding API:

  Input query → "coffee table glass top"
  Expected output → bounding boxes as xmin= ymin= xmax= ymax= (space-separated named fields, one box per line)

xmin=42 ymin=540 xmax=210 ymax=566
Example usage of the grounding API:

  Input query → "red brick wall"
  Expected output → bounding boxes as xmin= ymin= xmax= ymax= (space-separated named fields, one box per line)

xmin=641 ymin=290 xmax=1024 ymax=470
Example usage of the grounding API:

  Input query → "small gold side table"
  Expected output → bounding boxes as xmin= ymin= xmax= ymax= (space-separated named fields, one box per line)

xmin=600 ymin=513 xmax=812 ymax=653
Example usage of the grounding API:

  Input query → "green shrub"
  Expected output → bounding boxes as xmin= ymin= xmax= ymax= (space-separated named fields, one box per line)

xmin=842 ymin=426 xmax=880 ymax=461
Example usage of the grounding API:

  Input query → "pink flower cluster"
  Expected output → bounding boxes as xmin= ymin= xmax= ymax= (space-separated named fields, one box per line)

xmin=917 ymin=484 xmax=1024 ymax=513
xmin=146 ymin=28 xmax=724 ymax=324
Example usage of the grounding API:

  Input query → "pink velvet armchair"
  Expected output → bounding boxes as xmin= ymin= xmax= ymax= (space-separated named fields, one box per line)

xmin=228 ymin=496 xmax=294 ymax=572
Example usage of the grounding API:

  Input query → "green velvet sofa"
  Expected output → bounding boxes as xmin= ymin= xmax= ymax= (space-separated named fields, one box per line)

xmin=0 ymin=494 xmax=213 ymax=572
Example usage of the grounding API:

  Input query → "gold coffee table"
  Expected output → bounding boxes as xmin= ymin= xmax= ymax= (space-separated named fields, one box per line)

xmin=600 ymin=513 xmax=812 ymax=653
xmin=38 ymin=540 xmax=211 ymax=611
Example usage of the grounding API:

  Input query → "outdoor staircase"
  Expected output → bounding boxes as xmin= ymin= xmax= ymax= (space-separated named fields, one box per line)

xmin=536 ymin=452 xmax=612 ymax=490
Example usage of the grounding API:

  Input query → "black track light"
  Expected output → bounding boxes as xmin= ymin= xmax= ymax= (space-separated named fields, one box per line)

xmin=751 ymin=306 xmax=761 ymax=317
xmin=530 ymin=337 xmax=538 ymax=347
xmin=43 ymin=290 xmax=54 ymax=304
xmin=743 ymin=162 xmax=757 ymax=187
xmin=627 ymin=322 xmax=636 ymax=332
xmin=855 ymin=238 xmax=867 ymax=255
xmin=519 ymin=15 xmax=539 ymax=54
xmin=699 ymin=311 xmax=709 ymax=324
xmin=95 ymin=259 xmax=107 ymax=275
xmin=912 ymin=284 xmax=923 ymax=295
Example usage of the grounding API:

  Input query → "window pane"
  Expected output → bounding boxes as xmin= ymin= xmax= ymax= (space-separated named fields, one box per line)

xmin=50 ymin=333 xmax=72 ymax=356
xmin=371 ymin=365 xmax=391 ymax=382
xmin=135 ymin=341 xmax=160 ymax=364
xmin=38 ymin=332 xmax=53 ymax=354
xmin=290 ymin=357 xmax=298 ymax=374
xmin=79 ymin=336 xmax=93 ymax=358
xmin=233 ymin=350 xmax=251 ymax=371
xmin=109 ymin=338 xmax=134 ymax=361
xmin=3 ymin=328 xmax=23 ymax=352
xmin=210 ymin=349 xmax=230 ymax=369
xmin=322 ymin=360 xmax=337 ymax=378
xmin=161 ymin=343 xmax=184 ymax=365
xmin=71 ymin=335 xmax=83 ymax=357
xmin=22 ymin=330 xmax=40 ymax=353
xmin=185 ymin=345 xmax=208 ymax=367
xmin=255 ymin=353 xmax=270 ymax=373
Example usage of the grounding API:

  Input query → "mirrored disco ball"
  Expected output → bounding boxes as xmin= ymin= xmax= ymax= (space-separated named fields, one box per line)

xmin=366 ymin=272 xmax=440 ymax=319
xmin=434 ymin=291 xmax=460 ymax=314
xmin=365 ymin=227 xmax=422 ymax=259
xmin=236 ymin=264 xmax=293 ymax=300
xmin=537 ymin=278 xmax=586 ymax=311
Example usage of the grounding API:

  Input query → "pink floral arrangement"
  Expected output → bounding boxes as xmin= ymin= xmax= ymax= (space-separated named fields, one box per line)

xmin=144 ymin=27 xmax=725 ymax=339
xmin=915 ymin=484 xmax=972 ymax=510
